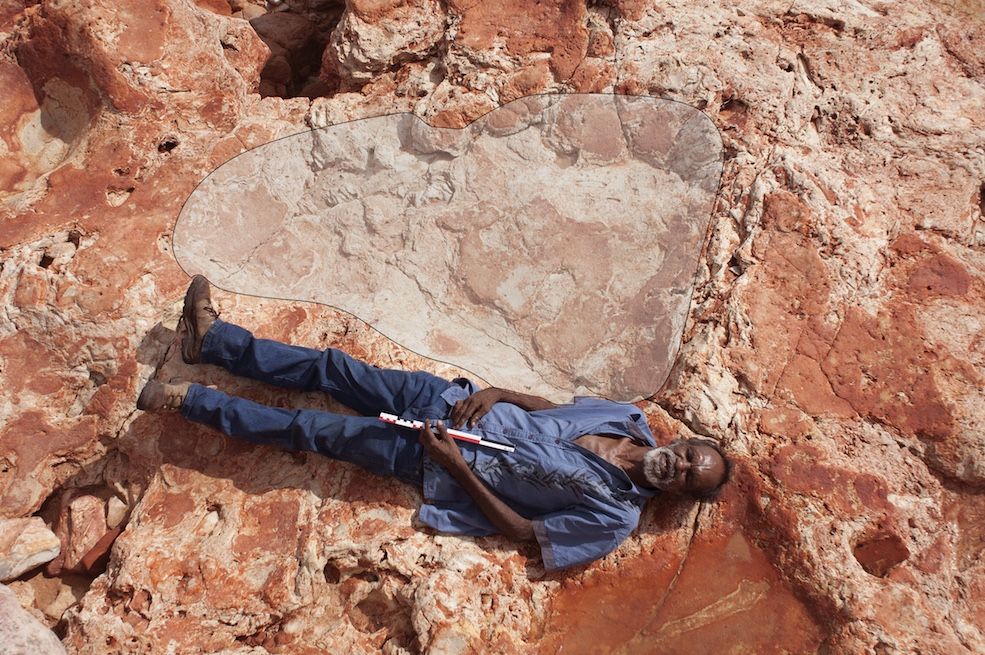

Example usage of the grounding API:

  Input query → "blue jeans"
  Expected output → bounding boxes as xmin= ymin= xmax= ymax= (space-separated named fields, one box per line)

xmin=181 ymin=320 xmax=454 ymax=485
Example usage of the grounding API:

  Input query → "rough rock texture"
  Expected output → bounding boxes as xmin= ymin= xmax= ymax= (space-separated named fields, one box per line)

xmin=42 ymin=486 xmax=128 ymax=576
xmin=0 ymin=0 xmax=983 ymax=653
xmin=173 ymin=94 xmax=722 ymax=402
xmin=0 ymin=584 xmax=68 ymax=655
xmin=0 ymin=517 xmax=61 ymax=581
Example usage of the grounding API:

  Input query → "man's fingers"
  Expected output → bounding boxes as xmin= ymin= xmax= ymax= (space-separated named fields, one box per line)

xmin=419 ymin=419 xmax=435 ymax=445
xmin=450 ymin=401 xmax=463 ymax=426
xmin=466 ymin=403 xmax=490 ymax=427
xmin=454 ymin=400 xmax=475 ymax=427
xmin=453 ymin=401 xmax=475 ymax=428
xmin=453 ymin=388 xmax=504 ymax=428
xmin=452 ymin=392 xmax=499 ymax=428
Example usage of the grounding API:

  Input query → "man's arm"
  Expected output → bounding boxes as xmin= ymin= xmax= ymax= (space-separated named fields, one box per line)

xmin=499 ymin=388 xmax=558 ymax=411
xmin=419 ymin=420 xmax=534 ymax=541
xmin=450 ymin=387 xmax=558 ymax=428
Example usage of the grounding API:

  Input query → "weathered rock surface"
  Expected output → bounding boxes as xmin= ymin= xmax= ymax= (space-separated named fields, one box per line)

xmin=0 ymin=0 xmax=982 ymax=653
xmin=174 ymin=94 xmax=722 ymax=402
xmin=327 ymin=0 xmax=447 ymax=87
xmin=42 ymin=486 xmax=128 ymax=576
xmin=0 ymin=517 xmax=60 ymax=581
xmin=0 ymin=584 xmax=67 ymax=655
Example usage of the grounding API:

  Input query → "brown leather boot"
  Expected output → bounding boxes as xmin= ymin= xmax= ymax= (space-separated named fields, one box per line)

xmin=180 ymin=274 xmax=218 ymax=364
xmin=136 ymin=380 xmax=192 ymax=411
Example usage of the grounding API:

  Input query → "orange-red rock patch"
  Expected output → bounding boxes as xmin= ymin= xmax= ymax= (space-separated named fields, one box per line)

xmin=541 ymin=530 xmax=824 ymax=654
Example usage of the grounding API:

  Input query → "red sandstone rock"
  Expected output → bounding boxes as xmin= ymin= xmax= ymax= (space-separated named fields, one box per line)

xmin=327 ymin=0 xmax=446 ymax=86
xmin=449 ymin=0 xmax=588 ymax=81
xmin=0 ymin=0 xmax=983 ymax=653
xmin=60 ymin=494 xmax=107 ymax=573
xmin=854 ymin=530 xmax=911 ymax=578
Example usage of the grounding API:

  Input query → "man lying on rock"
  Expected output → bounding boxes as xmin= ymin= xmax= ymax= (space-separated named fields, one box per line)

xmin=137 ymin=276 xmax=732 ymax=571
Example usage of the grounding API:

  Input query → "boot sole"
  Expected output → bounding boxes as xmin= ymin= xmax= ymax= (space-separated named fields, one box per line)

xmin=181 ymin=275 xmax=210 ymax=365
xmin=136 ymin=380 xmax=162 ymax=411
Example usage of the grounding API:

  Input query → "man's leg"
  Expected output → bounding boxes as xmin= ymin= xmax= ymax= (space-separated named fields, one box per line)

xmin=199 ymin=320 xmax=451 ymax=418
xmin=181 ymin=384 xmax=425 ymax=484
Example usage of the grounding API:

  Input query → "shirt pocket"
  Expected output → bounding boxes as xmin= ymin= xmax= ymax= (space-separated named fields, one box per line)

xmin=510 ymin=478 xmax=586 ymax=517
xmin=472 ymin=453 xmax=588 ymax=516
xmin=458 ymin=442 xmax=480 ymax=467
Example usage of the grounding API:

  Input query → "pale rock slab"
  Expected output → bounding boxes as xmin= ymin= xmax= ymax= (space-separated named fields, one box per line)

xmin=174 ymin=94 xmax=723 ymax=402
xmin=0 ymin=517 xmax=60 ymax=582
xmin=0 ymin=584 xmax=67 ymax=655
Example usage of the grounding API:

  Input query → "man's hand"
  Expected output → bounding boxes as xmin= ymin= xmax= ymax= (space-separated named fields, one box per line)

xmin=420 ymin=419 xmax=534 ymax=542
xmin=419 ymin=420 xmax=466 ymax=471
xmin=450 ymin=388 xmax=504 ymax=428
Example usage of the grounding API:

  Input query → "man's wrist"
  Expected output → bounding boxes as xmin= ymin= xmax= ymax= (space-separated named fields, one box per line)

xmin=452 ymin=454 xmax=471 ymax=472
xmin=445 ymin=455 xmax=473 ymax=480
xmin=497 ymin=388 xmax=555 ymax=412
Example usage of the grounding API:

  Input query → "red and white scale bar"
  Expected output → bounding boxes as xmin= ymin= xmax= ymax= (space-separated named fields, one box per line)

xmin=378 ymin=413 xmax=515 ymax=453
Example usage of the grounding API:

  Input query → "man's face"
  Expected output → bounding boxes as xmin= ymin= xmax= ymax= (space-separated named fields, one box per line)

xmin=642 ymin=439 xmax=726 ymax=496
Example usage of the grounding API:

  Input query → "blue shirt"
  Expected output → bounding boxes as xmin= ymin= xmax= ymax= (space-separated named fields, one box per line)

xmin=416 ymin=378 xmax=658 ymax=571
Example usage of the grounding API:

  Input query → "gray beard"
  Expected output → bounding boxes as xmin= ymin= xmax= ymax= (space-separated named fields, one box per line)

xmin=643 ymin=446 xmax=677 ymax=489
